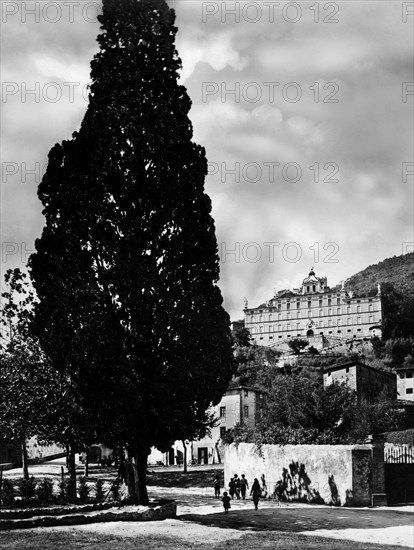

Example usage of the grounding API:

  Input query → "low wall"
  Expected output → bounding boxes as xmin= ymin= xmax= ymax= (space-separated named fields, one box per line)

xmin=225 ymin=443 xmax=372 ymax=506
xmin=0 ymin=500 xmax=177 ymax=530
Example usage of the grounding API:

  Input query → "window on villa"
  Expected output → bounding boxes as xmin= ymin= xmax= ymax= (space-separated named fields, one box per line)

xmin=406 ymin=388 xmax=413 ymax=394
xmin=297 ymin=302 xmax=300 ymax=309
xmin=308 ymin=300 xmax=311 ymax=308
xmin=287 ymin=303 xmax=290 ymax=310
xmin=220 ymin=407 xmax=226 ymax=418
xmin=319 ymin=300 xmax=322 ymax=306
xmin=337 ymin=298 xmax=340 ymax=305
xmin=399 ymin=373 xmax=404 ymax=379
xmin=406 ymin=372 xmax=413 ymax=379
xmin=328 ymin=299 xmax=332 ymax=306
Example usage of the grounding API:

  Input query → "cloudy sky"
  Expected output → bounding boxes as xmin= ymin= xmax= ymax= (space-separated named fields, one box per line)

xmin=1 ymin=0 xmax=413 ymax=320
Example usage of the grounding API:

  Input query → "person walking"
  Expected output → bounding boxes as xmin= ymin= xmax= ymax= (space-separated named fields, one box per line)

xmin=228 ymin=476 xmax=236 ymax=499
xmin=222 ymin=491 xmax=231 ymax=513
xmin=234 ymin=474 xmax=241 ymax=500
xmin=240 ymin=474 xmax=249 ymax=499
xmin=250 ymin=478 xmax=261 ymax=510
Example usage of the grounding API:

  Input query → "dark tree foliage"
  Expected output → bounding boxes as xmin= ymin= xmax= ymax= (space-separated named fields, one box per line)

xmin=224 ymin=369 xmax=412 ymax=446
xmin=29 ymin=0 xmax=234 ymax=504
xmin=231 ymin=322 xmax=251 ymax=347
xmin=0 ymin=269 xmax=87 ymax=490
xmin=230 ymin=345 xmax=281 ymax=389
xmin=381 ymin=282 xmax=414 ymax=339
xmin=0 ymin=269 xmax=92 ymax=493
xmin=288 ymin=338 xmax=309 ymax=355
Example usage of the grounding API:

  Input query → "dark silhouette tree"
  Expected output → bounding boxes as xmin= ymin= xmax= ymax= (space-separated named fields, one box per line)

xmin=288 ymin=338 xmax=309 ymax=355
xmin=29 ymin=0 xmax=234 ymax=504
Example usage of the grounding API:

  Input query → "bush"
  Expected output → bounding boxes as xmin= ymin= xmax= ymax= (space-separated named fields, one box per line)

xmin=95 ymin=478 xmax=104 ymax=503
xmin=18 ymin=477 xmax=36 ymax=501
xmin=35 ymin=478 xmax=54 ymax=505
xmin=78 ymin=477 xmax=89 ymax=503
xmin=1 ymin=479 xmax=15 ymax=507
xmin=57 ymin=477 xmax=71 ymax=504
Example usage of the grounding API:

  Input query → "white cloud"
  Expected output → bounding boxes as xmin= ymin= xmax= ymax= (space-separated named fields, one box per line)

xmin=179 ymin=31 xmax=248 ymax=82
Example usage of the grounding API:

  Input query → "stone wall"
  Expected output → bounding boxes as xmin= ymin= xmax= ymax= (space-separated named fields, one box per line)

xmin=224 ymin=442 xmax=373 ymax=506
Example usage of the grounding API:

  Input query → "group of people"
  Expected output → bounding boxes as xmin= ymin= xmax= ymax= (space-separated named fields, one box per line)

xmin=214 ymin=474 xmax=263 ymax=513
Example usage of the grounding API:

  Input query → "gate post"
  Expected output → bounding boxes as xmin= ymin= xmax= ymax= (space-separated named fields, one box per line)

xmin=366 ymin=434 xmax=387 ymax=507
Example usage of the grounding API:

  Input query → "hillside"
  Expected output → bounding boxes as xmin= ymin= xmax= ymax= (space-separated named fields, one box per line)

xmin=346 ymin=252 xmax=414 ymax=298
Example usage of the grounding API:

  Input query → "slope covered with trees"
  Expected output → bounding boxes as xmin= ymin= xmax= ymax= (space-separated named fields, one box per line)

xmin=346 ymin=252 xmax=414 ymax=298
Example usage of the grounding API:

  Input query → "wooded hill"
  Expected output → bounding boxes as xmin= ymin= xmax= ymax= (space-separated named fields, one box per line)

xmin=346 ymin=252 xmax=414 ymax=298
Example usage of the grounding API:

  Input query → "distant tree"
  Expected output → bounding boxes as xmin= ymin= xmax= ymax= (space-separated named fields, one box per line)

xmin=381 ymin=282 xmax=414 ymax=339
xmin=231 ymin=345 xmax=281 ymax=389
xmin=288 ymin=338 xmax=309 ymax=355
xmin=232 ymin=323 xmax=251 ymax=347
xmin=29 ymin=0 xmax=234 ymax=504
xmin=0 ymin=269 xmax=89 ymax=492
xmin=224 ymin=368 xmax=410 ymax=446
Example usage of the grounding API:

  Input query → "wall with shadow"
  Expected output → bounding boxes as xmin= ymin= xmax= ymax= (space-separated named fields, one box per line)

xmin=224 ymin=443 xmax=373 ymax=506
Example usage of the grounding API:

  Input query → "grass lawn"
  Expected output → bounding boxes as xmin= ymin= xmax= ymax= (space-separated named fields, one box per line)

xmin=0 ymin=530 xmax=408 ymax=550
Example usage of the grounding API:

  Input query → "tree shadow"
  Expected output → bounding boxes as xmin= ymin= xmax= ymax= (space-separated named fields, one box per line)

xmin=178 ymin=506 xmax=413 ymax=533
xmin=272 ymin=462 xmax=324 ymax=504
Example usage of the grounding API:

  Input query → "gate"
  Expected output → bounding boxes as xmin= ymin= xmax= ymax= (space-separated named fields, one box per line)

xmin=385 ymin=445 xmax=414 ymax=504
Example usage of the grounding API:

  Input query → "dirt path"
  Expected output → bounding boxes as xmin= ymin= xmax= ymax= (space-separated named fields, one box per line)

xmin=24 ymin=486 xmax=414 ymax=548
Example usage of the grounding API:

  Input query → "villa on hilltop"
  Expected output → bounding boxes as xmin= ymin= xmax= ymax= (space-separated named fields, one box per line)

xmin=243 ymin=269 xmax=383 ymax=348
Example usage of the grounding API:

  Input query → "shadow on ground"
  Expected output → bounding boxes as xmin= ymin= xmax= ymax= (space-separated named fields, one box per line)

xmin=178 ymin=506 xmax=414 ymax=533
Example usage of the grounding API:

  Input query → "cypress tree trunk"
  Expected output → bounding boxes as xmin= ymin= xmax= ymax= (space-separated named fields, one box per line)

xmin=84 ymin=448 xmax=89 ymax=478
xmin=67 ymin=445 xmax=77 ymax=502
xmin=136 ymin=449 xmax=149 ymax=505
xmin=182 ymin=440 xmax=188 ymax=474
xmin=126 ymin=448 xmax=149 ymax=505
xmin=21 ymin=441 xmax=29 ymax=481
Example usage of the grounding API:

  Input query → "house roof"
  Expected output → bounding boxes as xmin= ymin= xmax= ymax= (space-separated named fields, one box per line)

xmin=225 ymin=386 xmax=263 ymax=394
xmin=323 ymin=361 xmax=396 ymax=378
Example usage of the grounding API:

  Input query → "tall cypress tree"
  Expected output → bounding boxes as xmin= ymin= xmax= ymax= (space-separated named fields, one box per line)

xmin=30 ymin=0 xmax=234 ymax=504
